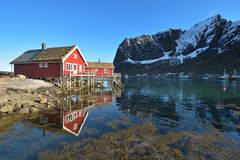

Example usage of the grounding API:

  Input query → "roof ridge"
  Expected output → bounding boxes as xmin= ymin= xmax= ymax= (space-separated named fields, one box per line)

xmin=44 ymin=45 xmax=76 ymax=49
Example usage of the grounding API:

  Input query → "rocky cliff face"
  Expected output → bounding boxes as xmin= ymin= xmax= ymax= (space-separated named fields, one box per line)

xmin=113 ymin=15 xmax=240 ymax=74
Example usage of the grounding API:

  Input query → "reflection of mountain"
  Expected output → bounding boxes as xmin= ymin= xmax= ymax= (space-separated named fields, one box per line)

xmin=63 ymin=109 xmax=88 ymax=136
xmin=116 ymin=88 xmax=180 ymax=128
xmin=117 ymin=78 xmax=240 ymax=133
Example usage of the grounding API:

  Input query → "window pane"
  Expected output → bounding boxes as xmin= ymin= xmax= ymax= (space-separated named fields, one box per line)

xmin=39 ymin=63 xmax=43 ymax=68
xmin=44 ymin=63 xmax=48 ymax=68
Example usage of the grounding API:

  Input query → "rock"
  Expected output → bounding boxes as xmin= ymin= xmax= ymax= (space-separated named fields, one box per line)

xmin=14 ymin=103 xmax=21 ymax=109
xmin=40 ymin=98 xmax=48 ymax=104
xmin=34 ymin=97 xmax=41 ymax=103
xmin=0 ymin=101 xmax=6 ymax=107
xmin=16 ymin=74 xmax=26 ymax=79
xmin=16 ymin=89 xmax=28 ymax=94
xmin=46 ymin=104 xmax=54 ymax=108
xmin=45 ymin=90 xmax=50 ymax=96
xmin=14 ymin=107 xmax=30 ymax=114
xmin=55 ymin=90 xmax=62 ymax=95
xmin=30 ymin=107 xmax=39 ymax=113
xmin=34 ymin=103 xmax=45 ymax=109
xmin=21 ymin=103 xmax=30 ymax=108
xmin=0 ymin=105 xmax=14 ymax=113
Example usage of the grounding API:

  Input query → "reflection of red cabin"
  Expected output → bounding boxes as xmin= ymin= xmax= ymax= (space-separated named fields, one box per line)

xmin=63 ymin=109 xmax=88 ymax=136
xmin=85 ymin=62 xmax=114 ymax=77
xmin=95 ymin=95 xmax=113 ymax=103
xmin=10 ymin=43 xmax=88 ymax=78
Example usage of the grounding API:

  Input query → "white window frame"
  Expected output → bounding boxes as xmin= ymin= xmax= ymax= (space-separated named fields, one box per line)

xmin=44 ymin=63 xmax=48 ymax=68
xmin=74 ymin=54 xmax=77 ymax=59
xmin=39 ymin=63 xmax=43 ymax=68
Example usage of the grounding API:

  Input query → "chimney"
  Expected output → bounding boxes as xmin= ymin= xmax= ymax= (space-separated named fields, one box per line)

xmin=98 ymin=59 xmax=100 ymax=63
xmin=42 ymin=43 xmax=46 ymax=50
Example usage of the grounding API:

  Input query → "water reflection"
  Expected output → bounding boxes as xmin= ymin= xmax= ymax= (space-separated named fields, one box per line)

xmin=33 ymin=92 xmax=114 ymax=137
xmin=118 ymin=78 xmax=240 ymax=137
xmin=63 ymin=108 xmax=88 ymax=136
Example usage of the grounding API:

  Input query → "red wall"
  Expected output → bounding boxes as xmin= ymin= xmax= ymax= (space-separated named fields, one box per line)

xmin=85 ymin=68 xmax=114 ymax=77
xmin=14 ymin=63 xmax=60 ymax=78
xmin=63 ymin=49 xmax=85 ymax=75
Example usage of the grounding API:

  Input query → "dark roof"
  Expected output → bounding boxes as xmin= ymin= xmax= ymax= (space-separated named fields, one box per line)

xmin=33 ymin=46 xmax=75 ymax=62
xmin=86 ymin=62 xmax=114 ymax=69
xmin=10 ymin=49 xmax=42 ymax=64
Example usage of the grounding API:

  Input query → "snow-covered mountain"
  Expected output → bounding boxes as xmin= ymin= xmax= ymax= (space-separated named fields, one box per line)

xmin=113 ymin=15 xmax=240 ymax=74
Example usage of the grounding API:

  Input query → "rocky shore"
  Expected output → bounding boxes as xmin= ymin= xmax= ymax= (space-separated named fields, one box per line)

xmin=0 ymin=77 xmax=62 ymax=116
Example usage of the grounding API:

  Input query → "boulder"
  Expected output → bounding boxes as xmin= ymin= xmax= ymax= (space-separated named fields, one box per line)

xmin=46 ymin=104 xmax=54 ymax=108
xmin=16 ymin=74 xmax=26 ymax=79
xmin=44 ymin=90 xmax=50 ymax=96
xmin=34 ymin=97 xmax=41 ymax=103
xmin=30 ymin=107 xmax=39 ymax=113
xmin=40 ymin=98 xmax=48 ymax=104
xmin=34 ymin=103 xmax=45 ymax=109
xmin=14 ymin=107 xmax=30 ymax=114
xmin=0 ymin=105 xmax=14 ymax=113
xmin=55 ymin=90 xmax=62 ymax=95
xmin=21 ymin=103 xmax=30 ymax=108
xmin=14 ymin=103 xmax=21 ymax=109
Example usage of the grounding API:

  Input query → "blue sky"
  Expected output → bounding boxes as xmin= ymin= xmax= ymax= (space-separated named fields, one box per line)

xmin=0 ymin=0 xmax=240 ymax=71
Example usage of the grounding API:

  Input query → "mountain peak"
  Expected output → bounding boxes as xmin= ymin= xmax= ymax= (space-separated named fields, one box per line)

xmin=113 ymin=15 xmax=240 ymax=74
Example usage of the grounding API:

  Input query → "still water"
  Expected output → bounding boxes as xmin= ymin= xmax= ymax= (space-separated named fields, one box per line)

xmin=0 ymin=78 xmax=240 ymax=159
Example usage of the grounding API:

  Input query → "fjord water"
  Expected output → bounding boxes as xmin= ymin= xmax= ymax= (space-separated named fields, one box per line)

xmin=0 ymin=78 xmax=240 ymax=159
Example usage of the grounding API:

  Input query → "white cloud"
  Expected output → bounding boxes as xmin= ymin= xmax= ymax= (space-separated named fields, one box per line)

xmin=208 ymin=10 xmax=218 ymax=17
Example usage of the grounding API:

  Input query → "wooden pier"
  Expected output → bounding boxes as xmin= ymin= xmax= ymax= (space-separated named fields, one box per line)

xmin=57 ymin=73 xmax=124 ymax=95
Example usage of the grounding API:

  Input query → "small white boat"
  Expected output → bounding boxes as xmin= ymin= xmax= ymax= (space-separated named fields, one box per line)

xmin=179 ymin=72 xmax=189 ymax=78
xmin=218 ymin=69 xmax=229 ymax=80
xmin=230 ymin=69 xmax=240 ymax=80
xmin=179 ymin=75 xmax=189 ymax=78
xmin=203 ymin=74 xmax=209 ymax=80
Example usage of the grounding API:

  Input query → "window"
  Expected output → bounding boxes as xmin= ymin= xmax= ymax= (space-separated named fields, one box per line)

xmin=104 ymin=69 xmax=108 ymax=73
xmin=73 ymin=123 xmax=78 ymax=130
xmin=74 ymin=54 xmax=77 ymax=59
xmin=73 ymin=64 xmax=77 ymax=70
xmin=74 ymin=112 xmax=78 ymax=118
xmin=66 ymin=114 xmax=73 ymax=122
xmin=44 ymin=63 xmax=48 ymax=68
xmin=66 ymin=63 xmax=72 ymax=71
xmin=79 ymin=111 xmax=82 ymax=117
xmin=79 ymin=65 xmax=82 ymax=73
xmin=39 ymin=63 xmax=43 ymax=68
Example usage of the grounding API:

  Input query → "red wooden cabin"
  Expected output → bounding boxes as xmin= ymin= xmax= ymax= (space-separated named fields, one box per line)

xmin=85 ymin=61 xmax=114 ymax=77
xmin=10 ymin=43 xmax=88 ymax=78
